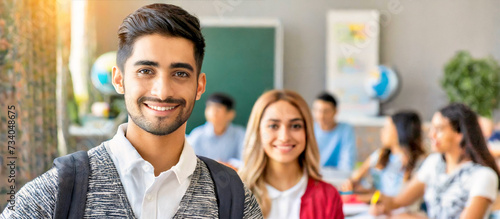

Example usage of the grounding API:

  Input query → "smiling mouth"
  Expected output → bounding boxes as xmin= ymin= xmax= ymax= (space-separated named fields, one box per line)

xmin=144 ymin=103 xmax=178 ymax=111
xmin=274 ymin=145 xmax=296 ymax=152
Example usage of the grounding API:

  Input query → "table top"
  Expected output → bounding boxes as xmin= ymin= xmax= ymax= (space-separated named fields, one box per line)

xmin=343 ymin=203 xmax=407 ymax=219
xmin=320 ymin=167 xmax=351 ymax=188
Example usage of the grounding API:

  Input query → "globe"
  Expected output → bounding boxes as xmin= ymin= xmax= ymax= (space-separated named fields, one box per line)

xmin=91 ymin=51 xmax=117 ymax=95
xmin=365 ymin=65 xmax=400 ymax=102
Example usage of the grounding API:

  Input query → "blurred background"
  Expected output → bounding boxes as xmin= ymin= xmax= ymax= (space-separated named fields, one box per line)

xmin=1 ymin=0 xmax=499 ymax=210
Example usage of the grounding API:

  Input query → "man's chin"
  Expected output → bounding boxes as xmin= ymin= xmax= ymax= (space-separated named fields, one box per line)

xmin=129 ymin=116 xmax=182 ymax=136
xmin=146 ymin=129 xmax=175 ymax=136
xmin=142 ymin=124 xmax=183 ymax=136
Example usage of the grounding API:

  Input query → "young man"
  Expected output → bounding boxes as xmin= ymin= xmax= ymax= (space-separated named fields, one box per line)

xmin=1 ymin=4 xmax=262 ymax=218
xmin=188 ymin=93 xmax=246 ymax=167
xmin=312 ymin=92 xmax=357 ymax=172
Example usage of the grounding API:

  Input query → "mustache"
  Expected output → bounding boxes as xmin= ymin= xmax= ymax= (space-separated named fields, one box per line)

xmin=138 ymin=96 xmax=186 ymax=106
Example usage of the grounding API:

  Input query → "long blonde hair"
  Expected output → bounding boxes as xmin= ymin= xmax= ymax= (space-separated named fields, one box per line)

xmin=239 ymin=90 xmax=321 ymax=216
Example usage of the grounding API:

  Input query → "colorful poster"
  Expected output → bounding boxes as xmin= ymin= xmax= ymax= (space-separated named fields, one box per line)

xmin=326 ymin=10 xmax=380 ymax=118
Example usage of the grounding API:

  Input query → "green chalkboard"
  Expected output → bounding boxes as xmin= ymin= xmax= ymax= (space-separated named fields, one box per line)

xmin=186 ymin=26 xmax=277 ymax=133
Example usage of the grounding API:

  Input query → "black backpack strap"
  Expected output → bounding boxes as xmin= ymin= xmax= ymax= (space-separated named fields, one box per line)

xmin=198 ymin=156 xmax=245 ymax=219
xmin=53 ymin=151 xmax=90 ymax=219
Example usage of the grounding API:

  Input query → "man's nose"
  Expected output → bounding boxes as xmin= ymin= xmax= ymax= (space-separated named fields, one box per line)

xmin=150 ymin=77 xmax=173 ymax=100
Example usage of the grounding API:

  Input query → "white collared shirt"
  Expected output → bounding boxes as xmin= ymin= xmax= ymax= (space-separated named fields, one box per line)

xmin=105 ymin=123 xmax=197 ymax=219
xmin=265 ymin=171 xmax=308 ymax=219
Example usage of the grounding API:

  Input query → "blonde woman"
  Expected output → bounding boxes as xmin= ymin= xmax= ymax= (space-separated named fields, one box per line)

xmin=239 ymin=90 xmax=343 ymax=219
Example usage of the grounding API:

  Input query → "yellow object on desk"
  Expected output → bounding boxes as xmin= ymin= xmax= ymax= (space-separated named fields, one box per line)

xmin=370 ymin=190 xmax=381 ymax=205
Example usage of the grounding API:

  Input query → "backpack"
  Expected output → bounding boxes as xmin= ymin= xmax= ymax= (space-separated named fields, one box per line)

xmin=52 ymin=151 xmax=245 ymax=219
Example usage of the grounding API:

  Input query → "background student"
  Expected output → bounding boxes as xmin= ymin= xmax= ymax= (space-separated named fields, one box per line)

xmin=478 ymin=120 xmax=500 ymax=161
xmin=239 ymin=90 xmax=343 ymax=219
xmin=187 ymin=93 xmax=246 ymax=167
xmin=312 ymin=92 xmax=357 ymax=172
xmin=341 ymin=111 xmax=426 ymax=202
xmin=371 ymin=103 xmax=500 ymax=219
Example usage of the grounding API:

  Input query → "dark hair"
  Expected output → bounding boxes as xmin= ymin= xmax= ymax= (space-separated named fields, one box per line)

xmin=377 ymin=110 xmax=426 ymax=181
xmin=117 ymin=3 xmax=205 ymax=73
xmin=439 ymin=103 xmax=500 ymax=189
xmin=206 ymin=93 xmax=234 ymax=110
xmin=316 ymin=92 xmax=337 ymax=108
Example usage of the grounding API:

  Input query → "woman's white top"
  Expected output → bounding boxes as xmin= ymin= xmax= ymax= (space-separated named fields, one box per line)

xmin=417 ymin=153 xmax=498 ymax=219
xmin=265 ymin=171 xmax=308 ymax=219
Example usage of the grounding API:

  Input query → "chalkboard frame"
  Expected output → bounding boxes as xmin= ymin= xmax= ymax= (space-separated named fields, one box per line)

xmin=184 ymin=18 xmax=284 ymax=133
xmin=201 ymin=17 xmax=284 ymax=89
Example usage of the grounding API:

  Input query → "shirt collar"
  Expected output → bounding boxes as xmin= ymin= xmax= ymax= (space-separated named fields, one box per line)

xmin=203 ymin=121 xmax=233 ymax=137
xmin=314 ymin=122 xmax=338 ymax=134
xmin=108 ymin=123 xmax=144 ymax=172
xmin=169 ymin=140 xmax=197 ymax=185
xmin=266 ymin=170 xmax=308 ymax=199
xmin=203 ymin=121 xmax=216 ymax=136
xmin=108 ymin=123 xmax=197 ymax=185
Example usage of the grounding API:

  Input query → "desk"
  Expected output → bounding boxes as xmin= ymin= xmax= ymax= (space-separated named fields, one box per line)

xmin=320 ymin=168 xmax=411 ymax=218
xmin=321 ymin=168 xmax=374 ymax=218
xmin=344 ymin=203 xmax=407 ymax=219
xmin=320 ymin=167 xmax=351 ymax=188
xmin=344 ymin=203 xmax=371 ymax=218
xmin=67 ymin=112 xmax=127 ymax=152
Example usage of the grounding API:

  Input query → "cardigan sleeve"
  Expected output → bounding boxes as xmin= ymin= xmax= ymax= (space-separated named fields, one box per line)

xmin=1 ymin=168 xmax=58 ymax=219
xmin=243 ymin=183 xmax=264 ymax=219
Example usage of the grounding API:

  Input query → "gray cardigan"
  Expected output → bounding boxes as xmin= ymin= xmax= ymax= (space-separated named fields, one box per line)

xmin=1 ymin=144 xmax=263 ymax=218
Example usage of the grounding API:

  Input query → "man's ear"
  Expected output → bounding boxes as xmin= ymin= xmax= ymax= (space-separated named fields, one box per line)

xmin=228 ymin=110 xmax=236 ymax=121
xmin=112 ymin=66 xmax=124 ymax=94
xmin=196 ymin=73 xmax=207 ymax=100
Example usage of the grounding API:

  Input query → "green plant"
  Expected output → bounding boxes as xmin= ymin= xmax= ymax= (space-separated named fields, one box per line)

xmin=441 ymin=51 xmax=500 ymax=118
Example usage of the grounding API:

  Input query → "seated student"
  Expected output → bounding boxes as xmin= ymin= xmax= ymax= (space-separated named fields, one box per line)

xmin=478 ymin=117 xmax=495 ymax=140
xmin=473 ymin=116 xmax=500 ymax=218
xmin=341 ymin=111 xmax=426 ymax=201
xmin=478 ymin=119 xmax=500 ymax=159
xmin=312 ymin=92 xmax=357 ymax=172
xmin=490 ymin=130 xmax=500 ymax=144
xmin=239 ymin=90 xmax=344 ymax=219
xmin=371 ymin=103 xmax=500 ymax=219
xmin=187 ymin=93 xmax=246 ymax=166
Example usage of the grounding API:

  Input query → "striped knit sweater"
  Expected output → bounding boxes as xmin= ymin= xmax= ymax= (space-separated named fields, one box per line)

xmin=1 ymin=144 xmax=263 ymax=218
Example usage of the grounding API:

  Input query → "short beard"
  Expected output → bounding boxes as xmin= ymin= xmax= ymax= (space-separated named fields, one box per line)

xmin=128 ymin=96 xmax=195 ymax=136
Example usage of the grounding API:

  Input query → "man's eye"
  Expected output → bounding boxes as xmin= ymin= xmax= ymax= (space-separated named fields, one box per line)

xmin=175 ymin=71 xmax=189 ymax=77
xmin=138 ymin=69 xmax=153 ymax=75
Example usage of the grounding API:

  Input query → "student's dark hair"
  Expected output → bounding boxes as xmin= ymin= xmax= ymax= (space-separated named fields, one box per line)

xmin=206 ymin=93 xmax=234 ymax=110
xmin=117 ymin=3 xmax=205 ymax=73
xmin=439 ymin=103 xmax=500 ymax=189
xmin=377 ymin=110 xmax=426 ymax=181
xmin=316 ymin=92 xmax=337 ymax=108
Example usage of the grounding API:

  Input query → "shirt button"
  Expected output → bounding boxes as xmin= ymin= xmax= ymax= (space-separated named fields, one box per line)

xmin=146 ymin=194 xmax=152 ymax=201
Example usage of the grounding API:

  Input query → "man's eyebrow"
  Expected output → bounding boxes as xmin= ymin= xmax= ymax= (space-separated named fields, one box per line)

xmin=171 ymin=62 xmax=194 ymax=72
xmin=134 ymin=60 xmax=159 ymax=67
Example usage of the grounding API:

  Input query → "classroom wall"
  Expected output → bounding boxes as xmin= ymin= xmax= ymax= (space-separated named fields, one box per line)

xmin=92 ymin=0 xmax=500 ymax=120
